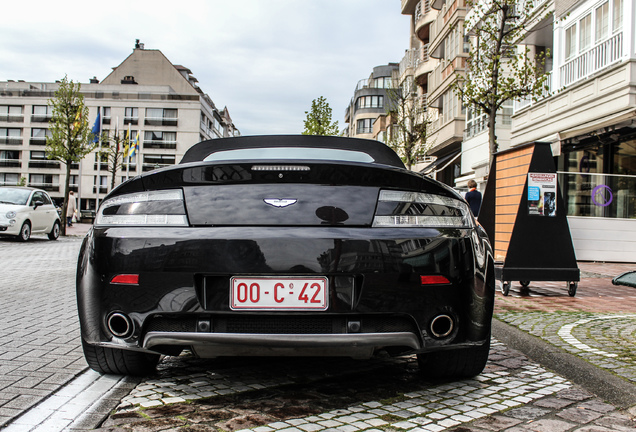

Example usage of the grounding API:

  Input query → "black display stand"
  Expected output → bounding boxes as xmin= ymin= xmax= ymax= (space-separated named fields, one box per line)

xmin=479 ymin=142 xmax=580 ymax=296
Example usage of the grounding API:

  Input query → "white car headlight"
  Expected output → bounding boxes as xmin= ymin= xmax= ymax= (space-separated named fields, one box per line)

xmin=373 ymin=190 xmax=474 ymax=228
xmin=95 ymin=189 xmax=189 ymax=226
xmin=6 ymin=211 xmax=16 ymax=219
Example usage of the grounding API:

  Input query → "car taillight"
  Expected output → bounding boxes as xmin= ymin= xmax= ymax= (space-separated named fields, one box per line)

xmin=95 ymin=190 xmax=188 ymax=226
xmin=372 ymin=190 xmax=474 ymax=228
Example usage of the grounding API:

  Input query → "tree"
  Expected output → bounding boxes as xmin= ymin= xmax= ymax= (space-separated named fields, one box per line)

xmin=46 ymin=76 xmax=97 ymax=235
xmin=385 ymin=77 xmax=433 ymax=170
xmin=302 ymin=96 xmax=340 ymax=136
xmin=452 ymin=0 xmax=551 ymax=158
xmin=99 ymin=130 xmax=129 ymax=190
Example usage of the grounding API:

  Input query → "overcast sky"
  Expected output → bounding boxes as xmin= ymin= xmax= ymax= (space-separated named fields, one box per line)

xmin=1 ymin=0 xmax=410 ymax=136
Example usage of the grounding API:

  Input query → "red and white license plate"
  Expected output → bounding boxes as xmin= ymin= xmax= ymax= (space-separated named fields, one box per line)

xmin=230 ymin=276 xmax=328 ymax=310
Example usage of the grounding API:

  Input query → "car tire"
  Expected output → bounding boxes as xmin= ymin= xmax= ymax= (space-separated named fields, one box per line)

xmin=48 ymin=221 xmax=60 ymax=240
xmin=18 ymin=221 xmax=31 ymax=242
xmin=417 ymin=337 xmax=490 ymax=379
xmin=81 ymin=339 xmax=160 ymax=376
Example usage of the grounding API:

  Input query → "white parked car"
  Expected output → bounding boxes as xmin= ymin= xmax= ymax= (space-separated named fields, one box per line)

xmin=0 ymin=186 xmax=61 ymax=241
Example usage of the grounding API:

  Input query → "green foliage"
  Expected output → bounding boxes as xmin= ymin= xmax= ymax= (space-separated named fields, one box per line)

xmin=302 ymin=96 xmax=340 ymax=136
xmin=45 ymin=76 xmax=97 ymax=235
xmin=46 ymin=76 xmax=97 ymax=163
xmin=452 ymin=0 xmax=552 ymax=156
xmin=17 ymin=176 xmax=27 ymax=187
xmin=385 ymin=78 xmax=433 ymax=170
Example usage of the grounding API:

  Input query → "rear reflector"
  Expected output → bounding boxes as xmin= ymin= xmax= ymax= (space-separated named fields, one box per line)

xmin=111 ymin=274 xmax=140 ymax=285
xmin=420 ymin=275 xmax=451 ymax=285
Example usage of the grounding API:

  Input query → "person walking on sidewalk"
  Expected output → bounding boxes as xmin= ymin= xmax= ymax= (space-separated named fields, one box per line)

xmin=465 ymin=179 xmax=482 ymax=217
xmin=66 ymin=191 xmax=77 ymax=227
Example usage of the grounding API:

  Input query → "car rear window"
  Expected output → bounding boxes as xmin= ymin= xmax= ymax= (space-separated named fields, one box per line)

xmin=202 ymin=147 xmax=375 ymax=163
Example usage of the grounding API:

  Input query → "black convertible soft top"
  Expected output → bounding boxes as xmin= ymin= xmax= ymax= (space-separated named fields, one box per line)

xmin=180 ymin=135 xmax=406 ymax=169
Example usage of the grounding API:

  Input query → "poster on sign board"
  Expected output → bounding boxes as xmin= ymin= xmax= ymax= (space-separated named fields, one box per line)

xmin=528 ymin=173 xmax=557 ymax=216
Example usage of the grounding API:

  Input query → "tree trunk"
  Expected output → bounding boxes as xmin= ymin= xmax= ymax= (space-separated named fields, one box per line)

xmin=488 ymin=112 xmax=498 ymax=165
xmin=61 ymin=161 xmax=72 ymax=236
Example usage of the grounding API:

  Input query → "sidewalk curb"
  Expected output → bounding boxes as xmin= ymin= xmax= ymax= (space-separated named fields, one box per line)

xmin=492 ymin=317 xmax=636 ymax=409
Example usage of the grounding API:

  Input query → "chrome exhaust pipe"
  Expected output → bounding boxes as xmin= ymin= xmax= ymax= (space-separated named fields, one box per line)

xmin=430 ymin=314 xmax=454 ymax=338
xmin=107 ymin=312 xmax=133 ymax=338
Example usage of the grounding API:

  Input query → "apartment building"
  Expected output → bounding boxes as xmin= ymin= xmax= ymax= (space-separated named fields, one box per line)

xmin=0 ymin=42 xmax=239 ymax=213
xmin=510 ymin=0 xmax=635 ymax=262
xmin=344 ymin=64 xmax=398 ymax=140
xmin=400 ymin=0 xmax=468 ymax=185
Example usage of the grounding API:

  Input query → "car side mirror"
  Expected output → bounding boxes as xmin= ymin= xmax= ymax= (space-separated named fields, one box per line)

xmin=33 ymin=199 xmax=44 ymax=209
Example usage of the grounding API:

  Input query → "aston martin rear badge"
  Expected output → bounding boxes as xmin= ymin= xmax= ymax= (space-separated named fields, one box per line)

xmin=264 ymin=198 xmax=298 ymax=208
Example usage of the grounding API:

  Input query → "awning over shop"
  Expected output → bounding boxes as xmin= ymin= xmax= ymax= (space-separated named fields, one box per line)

xmin=558 ymin=108 xmax=636 ymax=141
xmin=419 ymin=150 xmax=461 ymax=175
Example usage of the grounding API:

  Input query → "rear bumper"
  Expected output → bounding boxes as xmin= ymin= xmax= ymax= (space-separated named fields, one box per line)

xmin=77 ymin=225 xmax=494 ymax=357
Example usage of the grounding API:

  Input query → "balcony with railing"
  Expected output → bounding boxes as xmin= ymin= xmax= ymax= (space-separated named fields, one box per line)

xmin=399 ymin=49 xmax=417 ymax=78
xmin=29 ymin=137 xmax=47 ymax=146
xmin=145 ymin=116 xmax=178 ymax=127
xmin=0 ymin=114 xmax=24 ymax=123
xmin=560 ymin=32 xmax=623 ymax=88
xmin=0 ymin=136 xmax=23 ymax=145
xmin=143 ymin=140 xmax=177 ymax=150
xmin=142 ymin=163 xmax=172 ymax=172
xmin=124 ymin=116 xmax=138 ymax=125
xmin=513 ymin=71 xmax=552 ymax=112
xmin=29 ymin=159 xmax=60 ymax=169
xmin=28 ymin=183 xmax=59 ymax=192
xmin=0 ymin=159 xmax=21 ymax=168
xmin=31 ymin=114 xmax=52 ymax=123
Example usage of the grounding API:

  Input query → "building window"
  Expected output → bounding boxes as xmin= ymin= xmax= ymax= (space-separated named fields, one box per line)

xmin=0 ymin=105 xmax=23 ymax=122
xmin=93 ymin=175 xmax=108 ymax=193
xmin=356 ymin=119 xmax=374 ymax=134
xmin=565 ymin=24 xmax=577 ymax=60
xmin=145 ymin=108 xmax=178 ymax=126
xmin=102 ymin=107 xmax=111 ymax=125
xmin=143 ymin=154 xmax=175 ymax=172
xmin=579 ymin=14 xmax=592 ymax=52
xmin=30 ymin=128 xmax=51 ymax=145
xmin=595 ymin=2 xmax=609 ymax=43
xmin=0 ymin=172 xmax=20 ymax=186
xmin=29 ymin=151 xmax=58 ymax=169
xmin=612 ymin=0 xmax=622 ymax=32
xmin=29 ymin=174 xmax=59 ymax=191
xmin=373 ymin=77 xmax=393 ymax=88
xmin=0 ymin=150 xmax=20 ymax=167
xmin=31 ymin=105 xmax=52 ymax=122
xmin=143 ymin=131 xmax=176 ymax=149
xmin=356 ymin=95 xmax=384 ymax=109
xmin=124 ymin=107 xmax=138 ymax=125
xmin=0 ymin=128 xmax=22 ymax=144
xmin=441 ymin=90 xmax=459 ymax=124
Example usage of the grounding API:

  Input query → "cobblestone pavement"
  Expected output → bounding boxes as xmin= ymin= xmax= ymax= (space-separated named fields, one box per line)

xmin=3 ymin=229 xmax=636 ymax=431
xmin=98 ymin=340 xmax=636 ymax=431
xmin=0 ymin=235 xmax=87 ymax=428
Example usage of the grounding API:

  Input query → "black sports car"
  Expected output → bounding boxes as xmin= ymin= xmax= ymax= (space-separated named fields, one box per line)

xmin=77 ymin=136 xmax=494 ymax=377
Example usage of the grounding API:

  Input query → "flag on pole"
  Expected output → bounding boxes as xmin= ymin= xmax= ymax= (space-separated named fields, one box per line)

xmin=129 ymin=131 xmax=140 ymax=158
xmin=91 ymin=110 xmax=101 ymax=143
xmin=122 ymin=129 xmax=130 ymax=158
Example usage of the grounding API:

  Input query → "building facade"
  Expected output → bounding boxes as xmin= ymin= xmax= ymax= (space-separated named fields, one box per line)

xmin=0 ymin=42 xmax=239 ymax=213
xmin=401 ymin=0 xmax=467 ymax=185
xmin=400 ymin=0 xmax=635 ymax=262
xmin=344 ymin=64 xmax=399 ymax=140
xmin=510 ymin=0 xmax=635 ymax=262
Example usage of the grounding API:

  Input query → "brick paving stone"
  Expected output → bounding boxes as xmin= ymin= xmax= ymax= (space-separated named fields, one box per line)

xmin=0 ymin=238 xmax=88 ymax=427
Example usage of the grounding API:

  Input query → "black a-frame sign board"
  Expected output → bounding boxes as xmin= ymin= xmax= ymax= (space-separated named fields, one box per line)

xmin=479 ymin=142 xmax=579 ymax=295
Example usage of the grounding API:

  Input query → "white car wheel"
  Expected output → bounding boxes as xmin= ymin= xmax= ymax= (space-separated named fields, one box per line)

xmin=18 ymin=221 xmax=31 ymax=242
